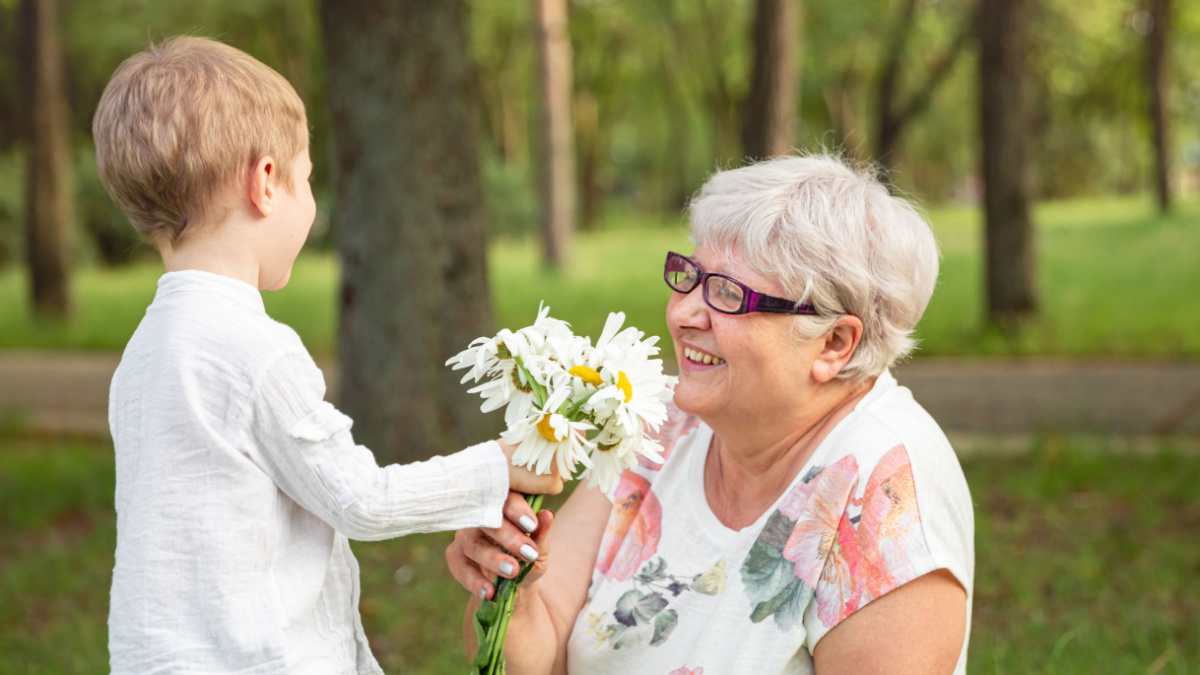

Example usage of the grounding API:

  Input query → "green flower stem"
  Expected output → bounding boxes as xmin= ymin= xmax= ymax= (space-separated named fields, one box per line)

xmin=563 ymin=389 xmax=599 ymax=418
xmin=512 ymin=357 xmax=547 ymax=408
xmin=470 ymin=492 xmax=545 ymax=674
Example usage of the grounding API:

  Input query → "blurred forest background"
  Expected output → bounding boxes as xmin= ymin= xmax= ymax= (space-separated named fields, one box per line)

xmin=2 ymin=1 xmax=1200 ymax=672
xmin=2 ymin=0 xmax=1197 ymax=269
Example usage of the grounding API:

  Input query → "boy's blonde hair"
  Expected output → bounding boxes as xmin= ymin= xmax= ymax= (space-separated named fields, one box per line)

xmin=93 ymin=36 xmax=307 ymax=243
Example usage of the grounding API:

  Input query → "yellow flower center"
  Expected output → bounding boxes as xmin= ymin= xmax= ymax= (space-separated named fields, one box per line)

xmin=536 ymin=414 xmax=561 ymax=441
xmin=569 ymin=365 xmax=604 ymax=387
xmin=617 ymin=371 xmax=632 ymax=403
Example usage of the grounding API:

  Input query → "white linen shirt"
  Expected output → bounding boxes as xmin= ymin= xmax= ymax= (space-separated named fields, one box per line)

xmin=108 ymin=270 xmax=509 ymax=674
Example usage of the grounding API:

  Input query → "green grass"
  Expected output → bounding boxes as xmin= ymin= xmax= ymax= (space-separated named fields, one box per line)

xmin=1 ymin=194 xmax=1199 ymax=357
xmin=2 ymin=434 xmax=1196 ymax=673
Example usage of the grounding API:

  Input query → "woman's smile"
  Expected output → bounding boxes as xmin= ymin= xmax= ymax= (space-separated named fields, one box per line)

xmin=682 ymin=345 xmax=725 ymax=367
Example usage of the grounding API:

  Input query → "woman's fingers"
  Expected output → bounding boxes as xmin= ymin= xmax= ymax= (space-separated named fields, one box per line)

xmin=446 ymin=529 xmax=496 ymax=599
xmin=504 ymin=491 xmax=540 ymax=535
xmin=520 ymin=509 xmax=555 ymax=584
xmin=446 ymin=509 xmax=558 ymax=599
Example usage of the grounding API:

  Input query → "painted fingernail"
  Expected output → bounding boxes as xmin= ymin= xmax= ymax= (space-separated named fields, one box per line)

xmin=478 ymin=587 xmax=487 ymax=599
xmin=499 ymin=561 xmax=515 ymax=577
xmin=518 ymin=515 xmax=537 ymax=533
xmin=519 ymin=544 xmax=538 ymax=562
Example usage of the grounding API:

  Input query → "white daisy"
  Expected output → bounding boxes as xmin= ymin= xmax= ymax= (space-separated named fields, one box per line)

xmin=502 ymin=387 xmax=595 ymax=480
xmin=581 ymin=421 xmax=665 ymax=492
xmin=585 ymin=321 xmax=675 ymax=436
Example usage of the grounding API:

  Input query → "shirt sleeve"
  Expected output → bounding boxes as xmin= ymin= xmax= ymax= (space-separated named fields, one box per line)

xmin=802 ymin=442 xmax=973 ymax=652
xmin=244 ymin=352 xmax=510 ymax=540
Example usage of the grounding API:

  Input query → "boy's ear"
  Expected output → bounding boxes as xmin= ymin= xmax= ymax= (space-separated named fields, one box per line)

xmin=811 ymin=315 xmax=864 ymax=383
xmin=248 ymin=156 xmax=276 ymax=217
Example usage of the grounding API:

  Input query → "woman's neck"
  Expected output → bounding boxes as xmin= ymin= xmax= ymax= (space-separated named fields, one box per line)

xmin=703 ymin=377 xmax=876 ymax=530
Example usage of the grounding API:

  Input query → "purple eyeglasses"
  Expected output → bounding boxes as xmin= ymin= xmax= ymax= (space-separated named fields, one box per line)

xmin=663 ymin=251 xmax=819 ymax=316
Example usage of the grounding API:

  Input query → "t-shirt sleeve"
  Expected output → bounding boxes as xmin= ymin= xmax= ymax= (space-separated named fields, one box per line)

xmin=802 ymin=442 xmax=973 ymax=652
xmin=245 ymin=352 xmax=510 ymax=540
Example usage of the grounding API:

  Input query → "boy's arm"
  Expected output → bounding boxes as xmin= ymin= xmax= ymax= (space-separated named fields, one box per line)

xmin=245 ymin=353 xmax=510 ymax=540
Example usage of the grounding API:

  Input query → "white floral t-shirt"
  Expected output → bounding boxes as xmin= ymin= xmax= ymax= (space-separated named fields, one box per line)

xmin=566 ymin=370 xmax=974 ymax=675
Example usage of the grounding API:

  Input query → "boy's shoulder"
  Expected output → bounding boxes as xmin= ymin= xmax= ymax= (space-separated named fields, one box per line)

xmin=121 ymin=271 xmax=310 ymax=383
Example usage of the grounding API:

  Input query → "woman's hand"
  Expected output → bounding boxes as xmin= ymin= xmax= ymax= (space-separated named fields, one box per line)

xmin=448 ymin=484 xmax=613 ymax=675
xmin=447 ymin=491 xmax=555 ymax=600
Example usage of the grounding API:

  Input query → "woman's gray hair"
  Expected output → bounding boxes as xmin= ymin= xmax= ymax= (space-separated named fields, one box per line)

xmin=687 ymin=153 xmax=939 ymax=382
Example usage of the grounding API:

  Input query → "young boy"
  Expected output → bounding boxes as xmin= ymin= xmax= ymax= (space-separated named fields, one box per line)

xmin=93 ymin=37 xmax=556 ymax=674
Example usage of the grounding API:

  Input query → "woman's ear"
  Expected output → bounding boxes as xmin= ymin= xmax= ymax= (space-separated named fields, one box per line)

xmin=247 ymin=156 xmax=277 ymax=217
xmin=811 ymin=315 xmax=864 ymax=383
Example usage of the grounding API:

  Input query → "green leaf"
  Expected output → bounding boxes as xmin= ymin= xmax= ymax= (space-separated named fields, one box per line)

xmin=607 ymin=622 xmax=634 ymax=649
xmin=472 ymin=611 xmax=486 ymax=646
xmin=650 ymin=609 xmax=679 ymax=646
xmin=635 ymin=557 xmax=667 ymax=584
xmin=749 ymin=580 xmax=796 ymax=624
xmin=613 ymin=588 xmax=668 ymax=626
xmin=477 ymin=599 xmax=499 ymax=626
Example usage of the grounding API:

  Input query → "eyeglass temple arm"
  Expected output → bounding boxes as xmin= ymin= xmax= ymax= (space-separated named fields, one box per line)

xmin=748 ymin=291 xmax=819 ymax=315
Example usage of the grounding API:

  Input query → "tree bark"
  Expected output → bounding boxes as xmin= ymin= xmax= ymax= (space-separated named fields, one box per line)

xmin=742 ymin=0 xmax=800 ymax=161
xmin=18 ymin=0 xmax=72 ymax=321
xmin=979 ymin=0 xmax=1037 ymax=329
xmin=319 ymin=0 xmax=497 ymax=463
xmin=1146 ymin=0 xmax=1171 ymax=213
xmin=534 ymin=0 xmax=576 ymax=270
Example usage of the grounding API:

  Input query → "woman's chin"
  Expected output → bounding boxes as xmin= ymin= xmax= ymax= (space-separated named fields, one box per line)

xmin=671 ymin=379 xmax=723 ymax=419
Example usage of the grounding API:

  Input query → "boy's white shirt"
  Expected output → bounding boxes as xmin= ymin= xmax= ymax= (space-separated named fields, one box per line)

xmin=107 ymin=269 xmax=510 ymax=675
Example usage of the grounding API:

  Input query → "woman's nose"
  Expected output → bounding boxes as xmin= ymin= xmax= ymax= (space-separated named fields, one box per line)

xmin=667 ymin=286 xmax=712 ymax=331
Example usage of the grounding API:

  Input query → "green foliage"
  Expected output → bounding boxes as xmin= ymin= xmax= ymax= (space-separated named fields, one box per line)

xmin=1 ymin=195 xmax=1198 ymax=359
xmin=2 ymin=0 xmax=1199 ymax=272
xmin=2 ymin=433 xmax=1197 ymax=672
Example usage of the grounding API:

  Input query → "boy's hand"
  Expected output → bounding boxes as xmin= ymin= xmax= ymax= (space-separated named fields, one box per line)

xmin=498 ymin=439 xmax=564 ymax=495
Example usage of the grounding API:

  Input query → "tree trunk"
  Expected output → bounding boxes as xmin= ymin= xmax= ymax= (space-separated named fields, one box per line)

xmin=18 ymin=0 xmax=72 ymax=321
xmin=979 ymin=0 xmax=1037 ymax=329
xmin=874 ymin=0 xmax=919 ymax=180
xmin=319 ymin=0 xmax=497 ymax=463
xmin=1146 ymin=0 xmax=1171 ymax=213
xmin=742 ymin=0 xmax=800 ymax=161
xmin=534 ymin=0 xmax=576 ymax=270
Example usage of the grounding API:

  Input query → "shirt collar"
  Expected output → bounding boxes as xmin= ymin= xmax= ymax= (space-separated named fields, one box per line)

xmin=155 ymin=269 xmax=266 ymax=314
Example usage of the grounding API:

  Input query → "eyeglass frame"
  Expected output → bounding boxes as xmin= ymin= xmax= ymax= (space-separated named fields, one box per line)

xmin=663 ymin=251 xmax=820 ymax=316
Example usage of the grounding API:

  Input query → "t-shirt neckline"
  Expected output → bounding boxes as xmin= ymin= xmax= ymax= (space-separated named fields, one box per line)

xmin=684 ymin=370 xmax=898 ymax=538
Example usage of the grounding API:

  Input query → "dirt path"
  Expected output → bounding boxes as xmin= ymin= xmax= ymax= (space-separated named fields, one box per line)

xmin=2 ymin=352 xmax=1198 ymax=439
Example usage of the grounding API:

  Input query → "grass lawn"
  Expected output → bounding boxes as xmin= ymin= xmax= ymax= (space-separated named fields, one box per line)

xmin=1 ymin=195 xmax=1199 ymax=358
xmin=1 ymin=434 xmax=1196 ymax=674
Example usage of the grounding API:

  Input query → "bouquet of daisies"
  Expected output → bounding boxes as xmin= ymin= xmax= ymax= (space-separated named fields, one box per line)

xmin=446 ymin=304 xmax=674 ymax=674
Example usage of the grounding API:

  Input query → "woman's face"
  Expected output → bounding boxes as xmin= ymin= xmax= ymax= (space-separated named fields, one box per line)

xmin=666 ymin=245 xmax=822 ymax=423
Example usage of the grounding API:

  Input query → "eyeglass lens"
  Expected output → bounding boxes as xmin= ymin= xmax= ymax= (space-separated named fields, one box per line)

xmin=665 ymin=255 xmax=699 ymax=291
xmin=666 ymin=254 xmax=746 ymax=314
xmin=706 ymin=277 xmax=744 ymax=313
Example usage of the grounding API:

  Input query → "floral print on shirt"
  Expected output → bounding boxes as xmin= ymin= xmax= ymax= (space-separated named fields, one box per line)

xmin=592 ymin=463 xmax=728 ymax=651
xmin=741 ymin=444 xmax=930 ymax=630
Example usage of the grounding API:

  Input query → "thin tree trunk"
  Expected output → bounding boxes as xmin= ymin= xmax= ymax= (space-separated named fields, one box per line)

xmin=18 ymin=0 xmax=72 ymax=321
xmin=1146 ymin=0 xmax=1171 ymax=213
xmin=979 ymin=0 xmax=1037 ymax=329
xmin=319 ymin=0 xmax=496 ymax=463
xmin=875 ymin=0 xmax=975 ymax=187
xmin=534 ymin=0 xmax=576 ymax=270
xmin=742 ymin=0 xmax=800 ymax=161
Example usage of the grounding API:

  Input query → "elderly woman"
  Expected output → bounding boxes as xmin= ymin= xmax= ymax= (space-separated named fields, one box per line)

xmin=447 ymin=154 xmax=974 ymax=674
